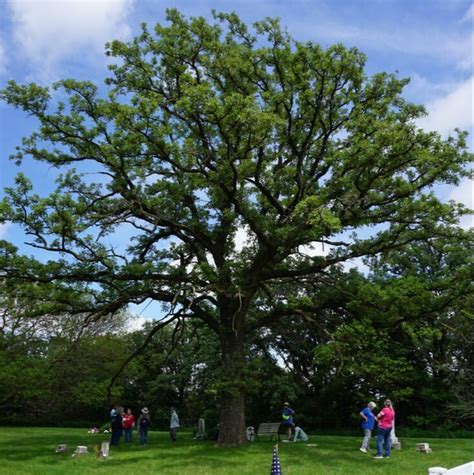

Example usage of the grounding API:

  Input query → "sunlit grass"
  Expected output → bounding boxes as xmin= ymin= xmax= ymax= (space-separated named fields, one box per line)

xmin=0 ymin=427 xmax=472 ymax=474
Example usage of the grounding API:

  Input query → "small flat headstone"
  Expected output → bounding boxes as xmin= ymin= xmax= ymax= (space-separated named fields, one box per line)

xmin=72 ymin=445 xmax=89 ymax=457
xmin=416 ymin=443 xmax=432 ymax=453
xmin=428 ymin=468 xmax=447 ymax=475
xmin=55 ymin=444 xmax=68 ymax=454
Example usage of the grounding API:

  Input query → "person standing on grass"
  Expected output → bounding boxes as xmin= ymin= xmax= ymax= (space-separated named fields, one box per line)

xmin=374 ymin=399 xmax=395 ymax=459
xmin=122 ymin=408 xmax=135 ymax=443
xmin=359 ymin=401 xmax=376 ymax=453
xmin=110 ymin=408 xmax=123 ymax=446
xmin=137 ymin=407 xmax=151 ymax=446
xmin=281 ymin=402 xmax=295 ymax=441
xmin=170 ymin=407 xmax=180 ymax=442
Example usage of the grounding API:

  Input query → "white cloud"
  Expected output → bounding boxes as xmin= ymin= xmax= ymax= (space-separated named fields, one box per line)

xmin=450 ymin=178 xmax=473 ymax=208
xmin=449 ymin=178 xmax=474 ymax=229
xmin=126 ymin=314 xmax=147 ymax=332
xmin=292 ymin=19 xmax=472 ymax=71
xmin=461 ymin=4 xmax=474 ymax=23
xmin=342 ymin=256 xmax=370 ymax=275
xmin=404 ymin=73 xmax=458 ymax=104
xmin=7 ymin=0 xmax=134 ymax=78
xmin=0 ymin=41 xmax=6 ymax=75
xmin=0 ymin=223 xmax=9 ymax=238
xmin=234 ymin=225 xmax=255 ymax=253
xmin=416 ymin=76 xmax=473 ymax=138
xmin=298 ymin=242 xmax=331 ymax=258
xmin=455 ymin=31 xmax=474 ymax=70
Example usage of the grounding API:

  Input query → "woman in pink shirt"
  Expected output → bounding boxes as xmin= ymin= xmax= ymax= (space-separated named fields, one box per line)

xmin=374 ymin=399 xmax=395 ymax=459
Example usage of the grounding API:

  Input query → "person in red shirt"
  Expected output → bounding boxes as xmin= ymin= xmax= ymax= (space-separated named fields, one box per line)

xmin=374 ymin=399 xmax=395 ymax=459
xmin=122 ymin=408 xmax=136 ymax=443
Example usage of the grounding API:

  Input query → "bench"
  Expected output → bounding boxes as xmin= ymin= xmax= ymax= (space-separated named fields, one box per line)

xmin=256 ymin=422 xmax=280 ymax=441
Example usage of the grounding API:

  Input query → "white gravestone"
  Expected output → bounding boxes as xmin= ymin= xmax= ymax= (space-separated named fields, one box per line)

xmin=72 ymin=445 xmax=89 ymax=457
xmin=99 ymin=442 xmax=110 ymax=458
xmin=55 ymin=444 xmax=68 ymax=454
xmin=195 ymin=418 xmax=206 ymax=440
xmin=390 ymin=419 xmax=401 ymax=449
xmin=416 ymin=442 xmax=432 ymax=453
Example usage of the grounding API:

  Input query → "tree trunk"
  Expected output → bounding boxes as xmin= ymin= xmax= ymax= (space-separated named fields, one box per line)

xmin=217 ymin=385 xmax=246 ymax=446
xmin=217 ymin=311 xmax=247 ymax=446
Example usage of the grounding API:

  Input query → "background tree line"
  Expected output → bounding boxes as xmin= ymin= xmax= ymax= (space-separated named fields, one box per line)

xmin=1 ymin=234 xmax=471 ymax=435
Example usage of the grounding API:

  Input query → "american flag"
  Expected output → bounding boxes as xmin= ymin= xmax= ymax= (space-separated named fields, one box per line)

xmin=271 ymin=445 xmax=283 ymax=475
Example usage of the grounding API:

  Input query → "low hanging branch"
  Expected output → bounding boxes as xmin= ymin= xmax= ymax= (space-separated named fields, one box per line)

xmin=107 ymin=310 xmax=182 ymax=401
xmin=163 ymin=315 xmax=186 ymax=367
xmin=107 ymin=287 xmax=198 ymax=400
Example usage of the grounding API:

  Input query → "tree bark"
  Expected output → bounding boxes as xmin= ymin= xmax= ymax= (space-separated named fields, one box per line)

xmin=217 ymin=307 xmax=247 ymax=446
xmin=217 ymin=383 xmax=246 ymax=446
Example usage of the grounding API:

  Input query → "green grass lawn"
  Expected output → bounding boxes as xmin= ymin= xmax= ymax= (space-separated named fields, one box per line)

xmin=0 ymin=427 xmax=472 ymax=475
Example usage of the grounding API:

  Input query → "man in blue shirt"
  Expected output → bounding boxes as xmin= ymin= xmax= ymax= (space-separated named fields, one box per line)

xmin=359 ymin=401 xmax=376 ymax=453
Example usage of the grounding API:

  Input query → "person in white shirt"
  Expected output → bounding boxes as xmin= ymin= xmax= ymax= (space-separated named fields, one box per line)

xmin=293 ymin=426 xmax=309 ymax=442
xmin=170 ymin=407 xmax=180 ymax=442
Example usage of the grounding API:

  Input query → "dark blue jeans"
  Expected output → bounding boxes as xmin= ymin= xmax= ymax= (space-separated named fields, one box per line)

xmin=139 ymin=429 xmax=148 ymax=445
xmin=124 ymin=428 xmax=133 ymax=442
xmin=376 ymin=427 xmax=392 ymax=457
xmin=110 ymin=429 xmax=122 ymax=446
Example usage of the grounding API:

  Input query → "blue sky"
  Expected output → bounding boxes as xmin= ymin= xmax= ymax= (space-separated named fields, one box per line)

xmin=0 ymin=0 xmax=472 ymax=324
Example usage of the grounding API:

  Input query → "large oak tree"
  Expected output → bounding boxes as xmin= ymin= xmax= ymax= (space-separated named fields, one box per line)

xmin=0 ymin=10 xmax=471 ymax=445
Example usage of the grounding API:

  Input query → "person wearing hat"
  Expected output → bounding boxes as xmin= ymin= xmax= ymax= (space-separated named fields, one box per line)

xmin=137 ymin=407 xmax=151 ymax=446
xmin=281 ymin=402 xmax=295 ymax=441
xmin=359 ymin=401 xmax=376 ymax=453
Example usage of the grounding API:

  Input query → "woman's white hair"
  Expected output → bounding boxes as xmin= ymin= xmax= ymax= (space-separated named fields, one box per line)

xmin=384 ymin=399 xmax=393 ymax=407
